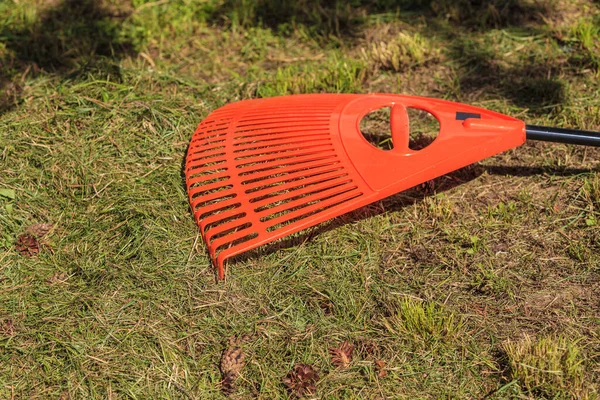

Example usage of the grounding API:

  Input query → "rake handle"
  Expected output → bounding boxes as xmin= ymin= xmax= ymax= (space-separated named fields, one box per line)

xmin=526 ymin=125 xmax=600 ymax=147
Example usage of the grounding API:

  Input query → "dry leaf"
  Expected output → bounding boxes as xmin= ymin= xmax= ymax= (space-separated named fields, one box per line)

xmin=283 ymin=364 xmax=319 ymax=398
xmin=16 ymin=234 xmax=39 ymax=256
xmin=329 ymin=341 xmax=354 ymax=368
xmin=27 ymin=223 xmax=53 ymax=238
xmin=375 ymin=360 xmax=387 ymax=377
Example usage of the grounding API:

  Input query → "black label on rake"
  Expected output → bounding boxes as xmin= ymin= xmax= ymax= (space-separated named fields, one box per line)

xmin=455 ymin=112 xmax=481 ymax=120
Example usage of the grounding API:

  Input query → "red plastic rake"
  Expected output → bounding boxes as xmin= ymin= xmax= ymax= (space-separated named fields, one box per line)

xmin=185 ymin=94 xmax=600 ymax=278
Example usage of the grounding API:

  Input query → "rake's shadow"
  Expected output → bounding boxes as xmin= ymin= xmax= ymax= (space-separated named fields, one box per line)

xmin=224 ymin=163 xmax=593 ymax=268
xmin=226 ymin=164 xmax=484 ymax=267
xmin=484 ymin=165 xmax=594 ymax=177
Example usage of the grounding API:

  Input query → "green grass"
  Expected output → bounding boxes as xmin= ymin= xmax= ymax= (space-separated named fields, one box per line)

xmin=1 ymin=0 xmax=600 ymax=398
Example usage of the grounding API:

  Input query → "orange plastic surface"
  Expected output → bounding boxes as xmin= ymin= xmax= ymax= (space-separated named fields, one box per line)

xmin=185 ymin=94 xmax=526 ymax=278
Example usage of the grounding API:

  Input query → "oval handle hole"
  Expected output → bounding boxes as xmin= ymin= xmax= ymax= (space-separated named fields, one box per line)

xmin=359 ymin=106 xmax=393 ymax=151
xmin=408 ymin=107 xmax=440 ymax=151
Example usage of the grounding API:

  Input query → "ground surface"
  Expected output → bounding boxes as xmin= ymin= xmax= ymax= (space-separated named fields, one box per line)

xmin=1 ymin=0 xmax=599 ymax=398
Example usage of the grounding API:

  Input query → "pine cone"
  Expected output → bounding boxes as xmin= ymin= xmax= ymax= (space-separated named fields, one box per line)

xmin=221 ymin=372 xmax=236 ymax=396
xmin=221 ymin=347 xmax=245 ymax=377
xmin=220 ymin=344 xmax=245 ymax=396
xmin=27 ymin=223 xmax=53 ymax=238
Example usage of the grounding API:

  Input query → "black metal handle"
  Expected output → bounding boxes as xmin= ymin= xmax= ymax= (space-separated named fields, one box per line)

xmin=526 ymin=125 xmax=600 ymax=147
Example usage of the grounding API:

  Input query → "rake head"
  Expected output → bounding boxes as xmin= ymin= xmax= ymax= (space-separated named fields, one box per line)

xmin=185 ymin=94 xmax=525 ymax=278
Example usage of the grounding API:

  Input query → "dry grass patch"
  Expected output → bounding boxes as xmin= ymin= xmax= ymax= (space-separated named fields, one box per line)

xmin=503 ymin=334 xmax=591 ymax=398
xmin=363 ymin=32 xmax=439 ymax=72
